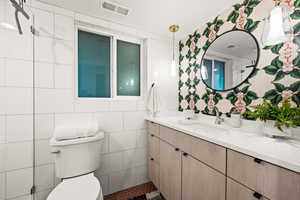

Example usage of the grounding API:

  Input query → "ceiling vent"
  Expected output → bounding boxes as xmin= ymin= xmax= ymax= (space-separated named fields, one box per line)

xmin=101 ymin=1 xmax=129 ymax=16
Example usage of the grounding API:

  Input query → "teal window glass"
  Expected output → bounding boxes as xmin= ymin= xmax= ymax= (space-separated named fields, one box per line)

xmin=78 ymin=30 xmax=111 ymax=98
xmin=117 ymin=40 xmax=141 ymax=96
xmin=214 ymin=60 xmax=225 ymax=90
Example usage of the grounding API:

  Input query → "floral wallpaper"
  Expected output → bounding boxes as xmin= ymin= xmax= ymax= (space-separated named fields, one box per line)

xmin=179 ymin=0 xmax=300 ymax=116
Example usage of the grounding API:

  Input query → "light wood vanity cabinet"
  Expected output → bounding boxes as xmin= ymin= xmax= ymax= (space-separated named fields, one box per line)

xmin=227 ymin=150 xmax=300 ymax=200
xmin=147 ymin=121 xmax=300 ymax=200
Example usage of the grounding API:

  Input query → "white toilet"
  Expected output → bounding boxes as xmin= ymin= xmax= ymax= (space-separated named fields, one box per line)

xmin=47 ymin=132 xmax=105 ymax=200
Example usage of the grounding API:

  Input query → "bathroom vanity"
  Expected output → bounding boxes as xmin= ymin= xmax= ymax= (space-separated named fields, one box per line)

xmin=146 ymin=117 xmax=300 ymax=200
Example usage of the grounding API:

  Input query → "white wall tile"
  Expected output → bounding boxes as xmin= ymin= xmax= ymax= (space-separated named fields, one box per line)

xmin=35 ymin=189 xmax=51 ymax=200
xmin=0 ymin=88 xmax=33 ymax=115
xmin=6 ymin=59 xmax=33 ymax=87
xmin=0 ymin=59 xmax=5 ymax=86
xmin=74 ymin=100 xmax=110 ymax=112
xmin=35 ymin=36 xmax=54 ymax=63
xmin=6 ymin=168 xmax=33 ymax=199
xmin=110 ymin=101 xmax=137 ymax=111
xmin=95 ymin=112 xmax=123 ymax=133
xmin=123 ymin=148 xmax=147 ymax=169
xmin=36 ymin=114 xmax=54 ymax=140
xmin=123 ymin=111 xmax=146 ymax=130
xmin=0 ymin=116 xmax=5 ymax=144
xmin=101 ymin=132 xmax=109 ymax=154
xmin=35 ymin=89 xmax=74 ymax=113
xmin=136 ymin=129 xmax=147 ymax=148
xmin=54 ymin=113 xmax=93 ymax=127
xmin=54 ymin=65 xmax=73 ymax=89
xmin=34 ymin=9 xmax=54 ymax=37
xmin=35 ymin=62 xmax=54 ymax=88
xmin=97 ymin=152 xmax=123 ymax=174
xmin=3 ymin=30 xmax=33 ymax=60
xmin=8 ymin=195 xmax=32 ymax=200
xmin=35 ymin=164 xmax=54 ymax=192
xmin=0 ymin=145 xmax=4 ymax=173
xmin=36 ymin=140 xmax=53 ymax=165
xmin=54 ymin=14 xmax=74 ymax=41
xmin=6 ymin=115 xmax=33 ymax=142
xmin=134 ymin=165 xmax=148 ymax=185
xmin=5 ymin=142 xmax=33 ymax=170
xmin=54 ymin=40 xmax=73 ymax=65
xmin=0 ymin=173 xmax=5 ymax=200
xmin=109 ymin=168 xmax=136 ymax=194
xmin=109 ymin=131 xmax=136 ymax=153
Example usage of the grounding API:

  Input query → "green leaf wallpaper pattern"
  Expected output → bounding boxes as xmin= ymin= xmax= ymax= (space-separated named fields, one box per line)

xmin=179 ymin=0 xmax=300 ymax=115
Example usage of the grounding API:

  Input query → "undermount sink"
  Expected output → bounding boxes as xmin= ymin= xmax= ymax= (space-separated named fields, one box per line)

xmin=178 ymin=119 xmax=228 ymax=134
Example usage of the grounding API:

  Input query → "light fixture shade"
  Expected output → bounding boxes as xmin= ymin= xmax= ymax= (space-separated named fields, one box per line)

xmin=261 ymin=5 xmax=293 ymax=46
xmin=0 ymin=0 xmax=17 ymax=31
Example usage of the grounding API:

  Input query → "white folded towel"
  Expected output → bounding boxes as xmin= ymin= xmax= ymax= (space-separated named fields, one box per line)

xmin=147 ymin=83 xmax=160 ymax=117
xmin=54 ymin=119 xmax=99 ymax=141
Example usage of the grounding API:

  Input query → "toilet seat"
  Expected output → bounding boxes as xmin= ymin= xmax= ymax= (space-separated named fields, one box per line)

xmin=47 ymin=173 xmax=103 ymax=200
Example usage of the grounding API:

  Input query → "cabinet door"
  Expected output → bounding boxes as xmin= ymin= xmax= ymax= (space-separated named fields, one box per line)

xmin=182 ymin=154 xmax=225 ymax=200
xmin=148 ymin=134 xmax=160 ymax=162
xmin=148 ymin=157 xmax=160 ymax=189
xmin=159 ymin=140 xmax=181 ymax=200
xmin=227 ymin=178 xmax=269 ymax=200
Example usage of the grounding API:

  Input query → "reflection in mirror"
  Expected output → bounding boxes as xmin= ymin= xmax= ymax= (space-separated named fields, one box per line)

xmin=200 ymin=30 xmax=259 ymax=91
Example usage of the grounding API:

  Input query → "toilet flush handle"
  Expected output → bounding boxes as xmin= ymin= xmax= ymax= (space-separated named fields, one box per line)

xmin=51 ymin=150 xmax=61 ymax=154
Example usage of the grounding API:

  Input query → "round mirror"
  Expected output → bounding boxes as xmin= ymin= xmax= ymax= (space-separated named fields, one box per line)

xmin=200 ymin=30 xmax=259 ymax=91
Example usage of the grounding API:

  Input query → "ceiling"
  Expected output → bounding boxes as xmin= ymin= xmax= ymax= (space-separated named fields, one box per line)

xmin=38 ymin=0 xmax=238 ymax=39
xmin=208 ymin=31 xmax=258 ymax=59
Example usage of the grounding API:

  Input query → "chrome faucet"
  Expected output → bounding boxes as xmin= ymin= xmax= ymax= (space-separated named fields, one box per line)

xmin=214 ymin=107 xmax=224 ymax=125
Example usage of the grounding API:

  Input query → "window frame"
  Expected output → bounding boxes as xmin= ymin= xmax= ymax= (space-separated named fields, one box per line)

xmin=203 ymin=56 xmax=226 ymax=90
xmin=75 ymin=24 xmax=144 ymax=101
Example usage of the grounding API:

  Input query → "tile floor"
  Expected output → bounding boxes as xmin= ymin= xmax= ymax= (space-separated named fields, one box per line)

xmin=104 ymin=182 xmax=156 ymax=200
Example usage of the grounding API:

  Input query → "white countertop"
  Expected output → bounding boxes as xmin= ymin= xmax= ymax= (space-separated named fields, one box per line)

xmin=146 ymin=116 xmax=300 ymax=173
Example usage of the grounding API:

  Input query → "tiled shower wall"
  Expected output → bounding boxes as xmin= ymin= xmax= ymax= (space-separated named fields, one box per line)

xmin=0 ymin=1 xmax=178 ymax=200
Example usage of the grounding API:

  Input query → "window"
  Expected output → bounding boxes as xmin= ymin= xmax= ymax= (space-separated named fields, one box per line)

xmin=77 ymin=27 xmax=142 ymax=99
xmin=203 ymin=59 xmax=225 ymax=90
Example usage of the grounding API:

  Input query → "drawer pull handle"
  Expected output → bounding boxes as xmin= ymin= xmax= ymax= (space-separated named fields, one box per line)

xmin=151 ymin=134 xmax=154 ymax=137
xmin=183 ymin=152 xmax=188 ymax=157
xmin=253 ymin=192 xmax=262 ymax=199
xmin=254 ymin=158 xmax=262 ymax=164
xmin=150 ymin=158 xmax=154 ymax=161
xmin=175 ymin=148 xmax=179 ymax=151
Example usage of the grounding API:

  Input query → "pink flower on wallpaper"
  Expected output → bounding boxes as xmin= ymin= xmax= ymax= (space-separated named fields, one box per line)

xmin=236 ymin=7 xmax=247 ymax=29
xmin=189 ymin=99 xmax=195 ymax=110
xmin=281 ymin=90 xmax=294 ymax=99
xmin=208 ymin=94 xmax=216 ymax=111
xmin=208 ymin=25 xmax=217 ymax=42
xmin=279 ymin=41 xmax=297 ymax=72
xmin=281 ymin=0 xmax=295 ymax=7
xmin=235 ymin=92 xmax=246 ymax=113
xmin=190 ymin=41 xmax=196 ymax=52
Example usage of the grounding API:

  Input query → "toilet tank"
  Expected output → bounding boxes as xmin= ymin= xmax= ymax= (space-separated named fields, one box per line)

xmin=50 ymin=132 xmax=104 ymax=179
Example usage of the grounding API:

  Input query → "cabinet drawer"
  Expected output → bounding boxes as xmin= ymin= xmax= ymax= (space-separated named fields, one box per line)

xmin=159 ymin=126 xmax=180 ymax=146
xmin=178 ymin=133 xmax=226 ymax=173
xmin=148 ymin=121 xmax=160 ymax=137
xmin=227 ymin=178 xmax=269 ymax=200
xmin=227 ymin=150 xmax=300 ymax=200
xmin=148 ymin=134 xmax=160 ymax=163
xmin=148 ymin=157 xmax=159 ymax=189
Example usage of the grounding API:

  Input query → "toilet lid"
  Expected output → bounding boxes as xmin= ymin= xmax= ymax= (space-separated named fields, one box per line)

xmin=47 ymin=173 xmax=102 ymax=200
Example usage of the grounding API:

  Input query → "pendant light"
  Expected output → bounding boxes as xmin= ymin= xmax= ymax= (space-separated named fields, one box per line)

xmin=169 ymin=25 xmax=179 ymax=77
xmin=261 ymin=0 xmax=293 ymax=46
xmin=0 ymin=0 xmax=17 ymax=31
